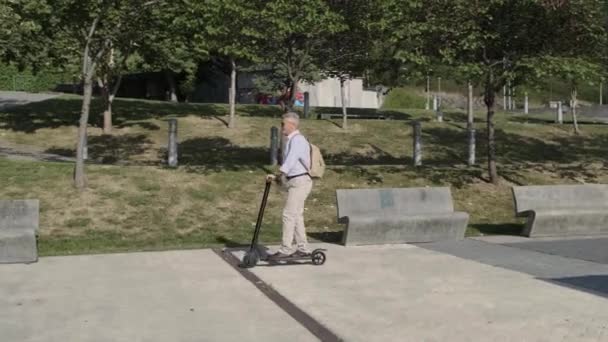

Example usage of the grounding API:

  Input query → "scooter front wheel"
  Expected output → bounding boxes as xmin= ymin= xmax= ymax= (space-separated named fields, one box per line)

xmin=311 ymin=250 xmax=326 ymax=266
xmin=240 ymin=249 xmax=259 ymax=268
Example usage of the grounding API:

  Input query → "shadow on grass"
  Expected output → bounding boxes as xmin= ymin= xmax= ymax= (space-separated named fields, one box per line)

xmin=310 ymin=107 xmax=414 ymax=120
xmin=46 ymin=134 xmax=153 ymax=164
xmin=178 ymin=137 xmax=267 ymax=166
xmin=237 ymin=104 xmax=283 ymax=118
xmin=420 ymin=125 xmax=608 ymax=171
xmin=0 ymin=97 xmax=283 ymax=133
xmin=116 ymin=121 xmax=161 ymax=131
xmin=325 ymin=144 xmax=405 ymax=166
xmin=510 ymin=112 xmax=608 ymax=126
xmin=216 ymin=235 xmax=248 ymax=248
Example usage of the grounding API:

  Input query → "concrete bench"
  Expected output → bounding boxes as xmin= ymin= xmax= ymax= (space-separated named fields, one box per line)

xmin=336 ymin=187 xmax=469 ymax=246
xmin=512 ymin=184 xmax=608 ymax=237
xmin=0 ymin=200 xmax=39 ymax=263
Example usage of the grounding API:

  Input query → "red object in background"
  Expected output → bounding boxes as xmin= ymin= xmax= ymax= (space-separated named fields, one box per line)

xmin=295 ymin=92 xmax=304 ymax=101
xmin=256 ymin=93 xmax=271 ymax=105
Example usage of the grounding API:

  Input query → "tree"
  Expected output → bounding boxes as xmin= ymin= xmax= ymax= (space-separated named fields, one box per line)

xmin=530 ymin=57 xmax=603 ymax=135
xmin=529 ymin=0 xmax=607 ymax=135
xmin=50 ymin=0 xmax=166 ymax=190
xmin=95 ymin=10 xmax=150 ymax=134
xmin=96 ymin=46 xmax=130 ymax=134
xmin=200 ymin=0 xmax=264 ymax=128
xmin=257 ymin=0 xmax=344 ymax=111
xmin=0 ymin=0 xmax=53 ymax=68
xmin=320 ymin=0 xmax=374 ymax=130
xmin=369 ymin=0 xmax=432 ymax=86
xmin=420 ymin=0 xmax=606 ymax=183
xmin=134 ymin=2 xmax=209 ymax=103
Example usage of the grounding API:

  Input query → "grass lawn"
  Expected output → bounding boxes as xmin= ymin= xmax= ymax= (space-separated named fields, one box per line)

xmin=1 ymin=95 xmax=608 ymax=256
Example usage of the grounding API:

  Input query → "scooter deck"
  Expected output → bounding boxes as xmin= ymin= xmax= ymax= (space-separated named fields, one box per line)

xmin=266 ymin=249 xmax=327 ymax=265
xmin=267 ymin=255 xmax=311 ymax=262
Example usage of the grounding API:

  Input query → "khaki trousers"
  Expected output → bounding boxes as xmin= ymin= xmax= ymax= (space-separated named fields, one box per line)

xmin=278 ymin=176 xmax=313 ymax=254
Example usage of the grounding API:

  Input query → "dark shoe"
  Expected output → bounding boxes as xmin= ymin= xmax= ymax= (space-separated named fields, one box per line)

xmin=293 ymin=251 xmax=311 ymax=258
xmin=268 ymin=252 xmax=291 ymax=260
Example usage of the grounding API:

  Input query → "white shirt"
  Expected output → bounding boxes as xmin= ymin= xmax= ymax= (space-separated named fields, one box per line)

xmin=280 ymin=130 xmax=311 ymax=177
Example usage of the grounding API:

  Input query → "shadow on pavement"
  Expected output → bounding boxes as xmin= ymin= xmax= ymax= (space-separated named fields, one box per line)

xmin=545 ymin=275 xmax=608 ymax=299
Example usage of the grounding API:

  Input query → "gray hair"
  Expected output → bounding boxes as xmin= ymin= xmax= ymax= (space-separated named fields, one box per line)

xmin=282 ymin=112 xmax=300 ymax=126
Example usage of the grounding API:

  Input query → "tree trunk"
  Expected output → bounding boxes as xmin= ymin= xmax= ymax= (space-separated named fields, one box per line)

xmin=572 ymin=87 xmax=580 ymax=135
xmin=99 ymin=72 xmax=123 ymax=134
xmin=74 ymin=74 xmax=94 ymax=190
xmin=228 ymin=58 xmax=237 ymax=129
xmin=165 ymin=70 xmax=178 ymax=102
xmin=287 ymin=77 xmax=299 ymax=112
xmin=98 ymin=78 xmax=112 ymax=134
xmin=467 ymin=82 xmax=474 ymax=128
xmin=425 ymin=75 xmax=430 ymax=110
xmin=104 ymin=95 xmax=114 ymax=134
xmin=340 ymin=77 xmax=348 ymax=130
xmin=484 ymin=75 xmax=498 ymax=184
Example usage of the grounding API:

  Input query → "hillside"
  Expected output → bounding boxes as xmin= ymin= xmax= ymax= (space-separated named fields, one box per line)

xmin=1 ymin=95 xmax=607 ymax=255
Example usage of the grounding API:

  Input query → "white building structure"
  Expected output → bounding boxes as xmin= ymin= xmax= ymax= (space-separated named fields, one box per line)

xmin=299 ymin=77 xmax=381 ymax=109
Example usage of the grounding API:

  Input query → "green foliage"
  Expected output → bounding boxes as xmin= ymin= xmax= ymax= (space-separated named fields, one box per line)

xmin=318 ymin=0 xmax=374 ymax=80
xmin=376 ymin=0 xmax=608 ymax=182
xmin=201 ymin=0 xmax=264 ymax=63
xmin=251 ymin=73 xmax=287 ymax=94
xmin=0 ymin=63 xmax=75 ymax=92
xmin=367 ymin=0 xmax=430 ymax=86
xmin=0 ymin=0 xmax=53 ymax=68
xmin=133 ymin=2 xmax=208 ymax=78
xmin=381 ymin=87 xmax=426 ymax=109
xmin=255 ymin=0 xmax=345 ymax=105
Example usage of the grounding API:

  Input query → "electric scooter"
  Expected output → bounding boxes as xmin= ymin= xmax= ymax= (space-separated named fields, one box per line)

xmin=239 ymin=178 xmax=327 ymax=268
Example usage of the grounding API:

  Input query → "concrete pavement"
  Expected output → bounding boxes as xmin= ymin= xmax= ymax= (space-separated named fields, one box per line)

xmin=235 ymin=243 xmax=608 ymax=341
xmin=2 ymin=242 xmax=608 ymax=341
xmin=421 ymin=236 xmax=608 ymax=298
xmin=0 ymin=249 xmax=316 ymax=342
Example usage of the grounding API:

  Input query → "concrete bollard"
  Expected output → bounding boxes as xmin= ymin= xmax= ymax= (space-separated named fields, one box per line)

xmin=83 ymin=130 xmax=88 ymax=161
xmin=468 ymin=128 xmax=476 ymax=166
xmin=412 ymin=121 xmax=422 ymax=166
xmin=303 ymin=92 xmax=310 ymax=118
xmin=556 ymin=102 xmax=563 ymax=124
xmin=270 ymin=126 xmax=279 ymax=166
xmin=432 ymin=95 xmax=438 ymax=111
xmin=436 ymin=110 xmax=443 ymax=123
xmin=168 ymin=119 xmax=178 ymax=167
xmin=524 ymin=92 xmax=529 ymax=114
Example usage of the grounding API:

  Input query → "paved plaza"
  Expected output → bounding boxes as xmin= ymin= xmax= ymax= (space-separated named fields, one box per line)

xmin=2 ymin=238 xmax=608 ymax=341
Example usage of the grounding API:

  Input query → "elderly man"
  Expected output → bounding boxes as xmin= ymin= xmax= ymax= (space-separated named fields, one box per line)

xmin=267 ymin=112 xmax=313 ymax=259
